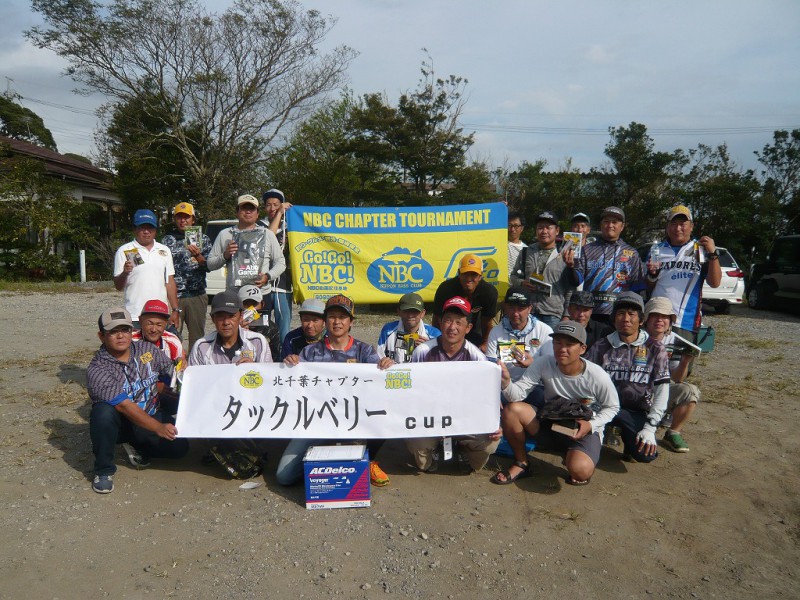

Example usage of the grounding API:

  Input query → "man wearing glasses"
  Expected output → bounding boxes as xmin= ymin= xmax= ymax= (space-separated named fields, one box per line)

xmin=207 ymin=194 xmax=285 ymax=293
xmin=507 ymin=212 xmax=527 ymax=279
xmin=87 ymin=307 xmax=188 ymax=494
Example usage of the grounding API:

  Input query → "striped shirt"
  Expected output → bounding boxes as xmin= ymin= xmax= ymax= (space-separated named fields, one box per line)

xmin=411 ymin=337 xmax=488 ymax=362
xmin=87 ymin=340 xmax=173 ymax=415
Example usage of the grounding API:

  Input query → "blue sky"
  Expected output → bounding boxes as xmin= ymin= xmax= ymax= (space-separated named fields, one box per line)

xmin=3 ymin=0 xmax=799 ymax=174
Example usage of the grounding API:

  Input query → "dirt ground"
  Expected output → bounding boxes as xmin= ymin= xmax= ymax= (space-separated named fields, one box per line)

xmin=1 ymin=287 xmax=798 ymax=599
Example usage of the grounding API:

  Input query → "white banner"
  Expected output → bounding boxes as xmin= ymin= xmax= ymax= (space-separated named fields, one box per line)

xmin=176 ymin=361 xmax=501 ymax=439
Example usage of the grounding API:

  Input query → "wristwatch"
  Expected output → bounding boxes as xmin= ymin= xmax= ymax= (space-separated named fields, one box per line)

xmin=172 ymin=308 xmax=183 ymax=314
xmin=707 ymin=249 xmax=719 ymax=260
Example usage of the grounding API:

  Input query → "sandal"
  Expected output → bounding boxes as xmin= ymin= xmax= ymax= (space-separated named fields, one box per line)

xmin=490 ymin=460 xmax=531 ymax=485
xmin=565 ymin=476 xmax=590 ymax=486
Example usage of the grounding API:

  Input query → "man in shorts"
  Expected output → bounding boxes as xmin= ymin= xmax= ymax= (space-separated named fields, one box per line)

xmin=493 ymin=321 xmax=619 ymax=486
xmin=407 ymin=296 xmax=502 ymax=473
xmin=377 ymin=292 xmax=441 ymax=363
xmin=643 ymin=296 xmax=700 ymax=453
xmin=88 ymin=307 xmax=188 ymax=494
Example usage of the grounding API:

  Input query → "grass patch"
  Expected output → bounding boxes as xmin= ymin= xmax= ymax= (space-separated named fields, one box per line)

xmin=733 ymin=337 xmax=778 ymax=349
xmin=764 ymin=355 xmax=783 ymax=363
xmin=0 ymin=281 xmax=115 ymax=294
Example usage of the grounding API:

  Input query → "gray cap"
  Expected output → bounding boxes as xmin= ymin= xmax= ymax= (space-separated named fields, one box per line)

xmin=549 ymin=320 xmax=587 ymax=345
xmin=569 ymin=291 xmax=595 ymax=308
xmin=601 ymin=206 xmax=626 ymax=222
xmin=211 ymin=290 xmax=242 ymax=315
xmin=298 ymin=298 xmax=326 ymax=317
xmin=613 ymin=291 xmax=645 ymax=313
xmin=100 ymin=307 xmax=133 ymax=331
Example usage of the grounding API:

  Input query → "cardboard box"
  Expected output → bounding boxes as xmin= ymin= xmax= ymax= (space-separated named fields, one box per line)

xmin=303 ymin=445 xmax=371 ymax=510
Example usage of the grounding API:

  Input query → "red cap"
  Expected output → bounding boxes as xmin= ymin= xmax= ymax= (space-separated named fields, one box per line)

xmin=140 ymin=299 xmax=170 ymax=317
xmin=442 ymin=296 xmax=472 ymax=316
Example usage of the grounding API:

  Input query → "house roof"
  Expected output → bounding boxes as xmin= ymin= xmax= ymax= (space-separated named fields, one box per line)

xmin=0 ymin=135 xmax=116 ymax=193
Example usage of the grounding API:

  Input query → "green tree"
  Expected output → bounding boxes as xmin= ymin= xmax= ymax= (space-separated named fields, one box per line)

xmin=595 ymin=122 xmax=684 ymax=241
xmin=347 ymin=54 xmax=475 ymax=204
xmin=0 ymin=141 xmax=99 ymax=278
xmin=755 ymin=129 xmax=800 ymax=232
xmin=29 ymin=0 xmax=356 ymax=217
xmin=266 ymin=95 xmax=396 ymax=206
xmin=0 ymin=95 xmax=58 ymax=151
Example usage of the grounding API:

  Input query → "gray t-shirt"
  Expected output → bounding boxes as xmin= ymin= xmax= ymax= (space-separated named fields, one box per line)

xmin=503 ymin=355 xmax=620 ymax=436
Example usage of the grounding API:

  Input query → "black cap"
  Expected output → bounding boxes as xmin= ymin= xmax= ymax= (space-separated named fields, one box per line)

xmin=536 ymin=211 xmax=558 ymax=225
xmin=504 ymin=286 xmax=531 ymax=306
xmin=211 ymin=290 xmax=242 ymax=315
xmin=569 ymin=291 xmax=595 ymax=308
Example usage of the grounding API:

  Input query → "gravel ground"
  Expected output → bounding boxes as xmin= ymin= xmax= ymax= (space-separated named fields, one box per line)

xmin=1 ymin=286 xmax=799 ymax=599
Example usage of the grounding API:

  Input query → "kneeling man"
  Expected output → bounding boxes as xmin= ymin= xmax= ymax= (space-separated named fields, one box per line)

xmin=494 ymin=321 xmax=619 ymax=486
xmin=88 ymin=307 xmax=188 ymax=494
xmin=407 ymin=297 xmax=501 ymax=473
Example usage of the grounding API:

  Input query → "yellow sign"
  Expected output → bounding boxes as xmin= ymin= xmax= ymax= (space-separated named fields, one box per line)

xmin=286 ymin=203 xmax=508 ymax=304
xmin=239 ymin=370 xmax=264 ymax=389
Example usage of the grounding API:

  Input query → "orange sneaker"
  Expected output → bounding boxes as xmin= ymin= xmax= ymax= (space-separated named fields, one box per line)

xmin=369 ymin=461 xmax=390 ymax=487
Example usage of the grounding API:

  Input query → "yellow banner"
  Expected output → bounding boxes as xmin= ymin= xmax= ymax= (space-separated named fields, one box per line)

xmin=286 ymin=203 xmax=508 ymax=304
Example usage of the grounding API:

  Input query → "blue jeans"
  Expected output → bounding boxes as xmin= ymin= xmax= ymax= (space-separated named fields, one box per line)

xmin=612 ymin=407 xmax=658 ymax=463
xmin=275 ymin=439 xmax=384 ymax=486
xmin=90 ymin=402 xmax=189 ymax=476
xmin=534 ymin=314 xmax=562 ymax=329
xmin=272 ymin=291 xmax=293 ymax=343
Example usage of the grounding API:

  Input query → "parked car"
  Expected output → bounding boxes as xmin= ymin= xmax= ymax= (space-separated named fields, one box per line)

xmin=204 ymin=219 xmax=237 ymax=300
xmin=636 ymin=245 xmax=745 ymax=314
xmin=747 ymin=234 xmax=800 ymax=311
xmin=699 ymin=247 xmax=746 ymax=314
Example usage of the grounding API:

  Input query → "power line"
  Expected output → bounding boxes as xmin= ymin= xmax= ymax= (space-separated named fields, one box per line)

xmin=462 ymin=123 xmax=798 ymax=136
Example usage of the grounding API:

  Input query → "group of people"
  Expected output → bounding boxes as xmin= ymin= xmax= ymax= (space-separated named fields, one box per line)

xmin=88 ymin=196 xmax=720 ymax=496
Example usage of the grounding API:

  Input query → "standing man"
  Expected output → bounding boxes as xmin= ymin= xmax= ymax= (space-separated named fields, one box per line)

xmin=88 ymin=307 xmax=188 ymax=494
xmin=510 ymin=211 xmax=575 ymax=329
xmin=570 ymin=212 xmax=592 ymax=247
xmin=494 ymin=321 xmax=619 ymax=486
xmin=407 ymin=296 xmax=501 ymax=472
xmin=377 ymin=292 xmax=441 ymax=363
xmin=113 ymin=209 xmax=180 ymax=328
xmin=432 ymin=254 xmax=498 ymax=352
xmin=161 ymin=201 xmax=211 ymax=348
xmin=206 ymin=194 xmax=285 ymax=293
xmin=646 ymin=205 xmax=722 ymax=340
xmin=585 ymin=292 xmax=670 ymax=464
xmin=643 ymin=296 xmax=700 ymax=453
xmin=570 ymin=206 xmax=646 ymax=324
xmin=280 ymin=298 xmax=327 ymax=360
xmin=507 ymin=211 xmax=527 ymax=279
xmin=263 ymin=189 xmax=294 ymax=342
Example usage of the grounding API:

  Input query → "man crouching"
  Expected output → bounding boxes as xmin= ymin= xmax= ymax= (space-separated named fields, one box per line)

xmin=493 ymin=321 xmax=619 ymax=486
xmin=88 ymin=307 xmax=188 ymax=494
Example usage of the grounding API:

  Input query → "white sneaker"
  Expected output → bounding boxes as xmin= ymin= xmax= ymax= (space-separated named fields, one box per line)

xmin=122 ymin=443 xmax=151 ymax=468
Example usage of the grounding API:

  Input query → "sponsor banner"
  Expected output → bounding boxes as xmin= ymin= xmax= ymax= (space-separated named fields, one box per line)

xmin=176 ymin=361 xmax=501 ymax=439
xmin=286 ymin=203 xmax=508 ymax=303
